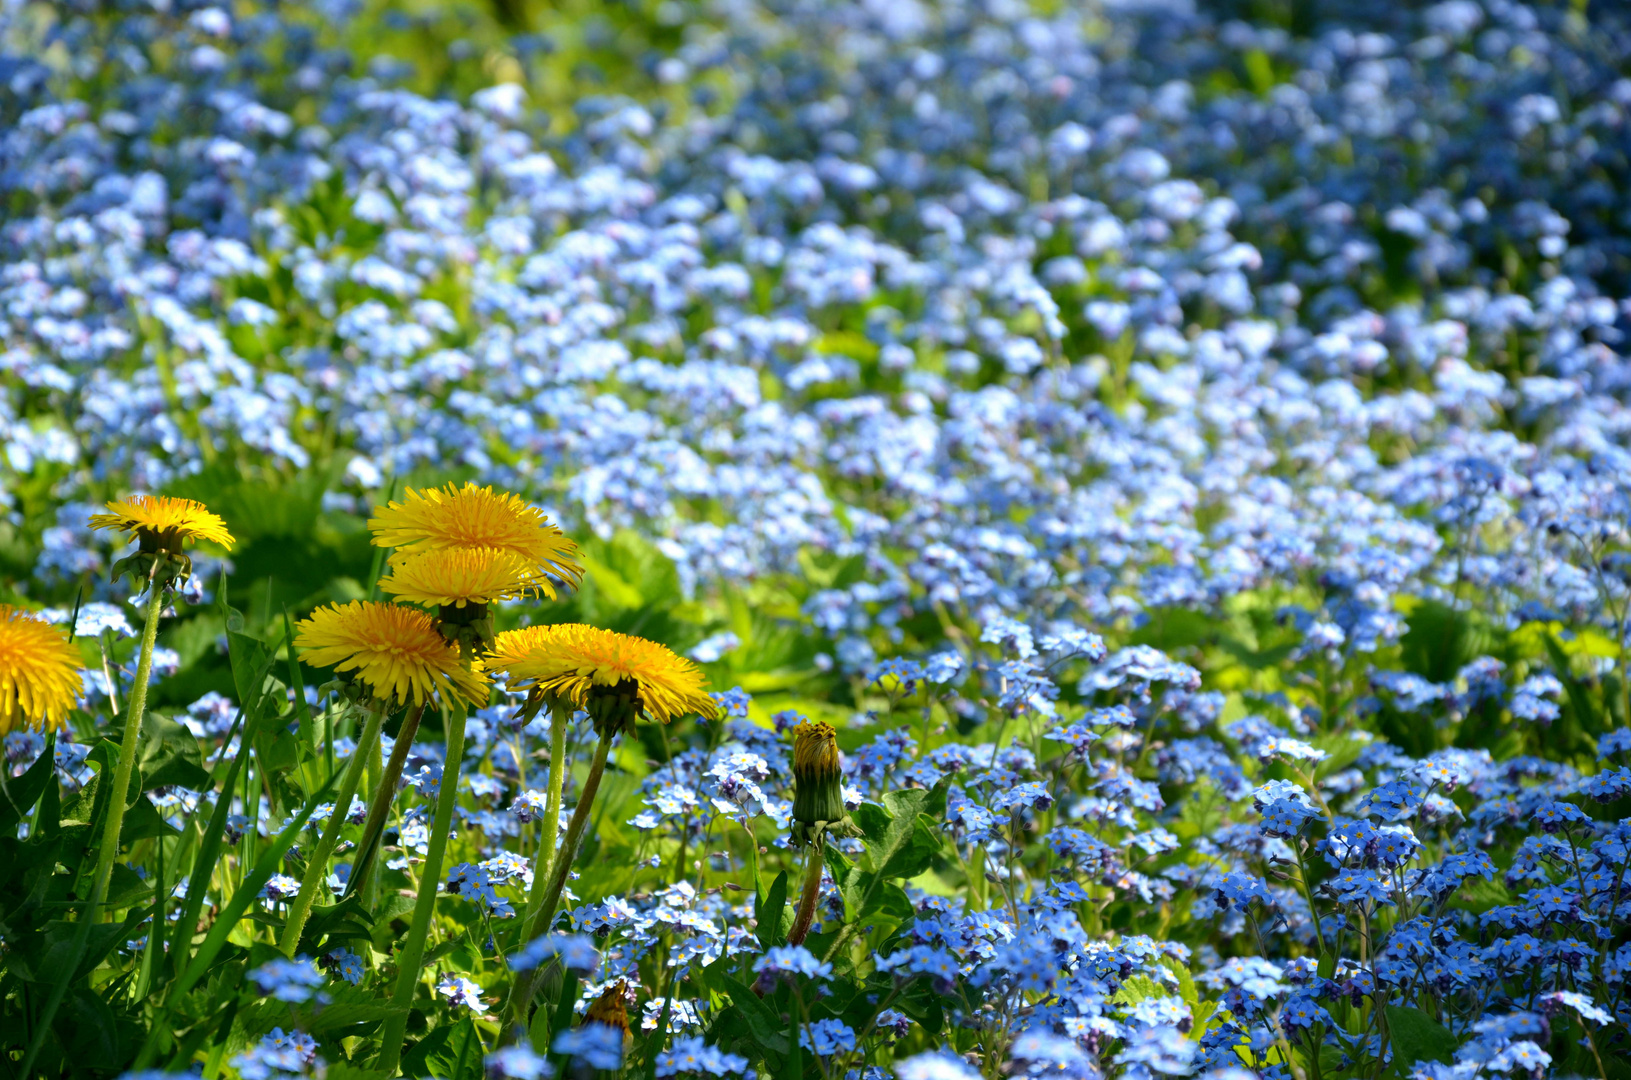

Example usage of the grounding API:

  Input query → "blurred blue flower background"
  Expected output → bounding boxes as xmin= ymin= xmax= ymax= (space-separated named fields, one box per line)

xmin=6 ymin=0 xmax=1631 ymax=1077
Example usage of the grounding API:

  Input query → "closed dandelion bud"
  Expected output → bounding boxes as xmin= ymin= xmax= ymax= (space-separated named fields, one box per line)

xmin=582 ymin=979 xmax=635 ymax=1052
xmin=790 ymin=721 xmax=856 ymax=846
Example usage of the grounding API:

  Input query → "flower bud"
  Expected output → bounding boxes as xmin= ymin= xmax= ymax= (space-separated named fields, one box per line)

xmin=790 ymin=721 xmax=856 ymax=846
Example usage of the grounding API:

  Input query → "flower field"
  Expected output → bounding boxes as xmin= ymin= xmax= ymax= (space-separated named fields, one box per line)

xmin=3 ymin=0 xmax=1631 ymax=1077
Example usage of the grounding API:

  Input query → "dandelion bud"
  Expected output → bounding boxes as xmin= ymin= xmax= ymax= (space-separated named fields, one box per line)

xmin=790 ymin=721 xmax=856 ymax=846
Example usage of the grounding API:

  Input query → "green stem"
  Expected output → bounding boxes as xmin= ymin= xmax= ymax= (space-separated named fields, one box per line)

xmin=525 ymin=727 xmax=611 ymax=944
xmin=92 ymin=575 xmax=167 ymax=908
xmin=278 ymin=700 xmax=386 ymax=955
xmin=502 ymin=728 xmax=614 ymax=1038
xmin=377 ymin=702 xmax=469 ymax=1074
xmin=20 ymin=575 xmax=166 ymax=1078
xmin=344 ymin=702 xmax=424 ymax=902
xmin=516 ymin=702 xmax=569 ymax=935
xmin=787 ymin=836 xmax=826 ymax=946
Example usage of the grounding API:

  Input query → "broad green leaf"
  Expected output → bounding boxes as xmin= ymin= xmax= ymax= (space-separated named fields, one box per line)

xmin=120 ymin=790 xmax=180 ymax=843
xmin=227 ymin=628 xmax=274 ymax=716
xmin=1110 ymin=974 xmax=1167 ymax=1007
xmin=1386 ymin=1004 xmax=1457 ymax=1068
xmin=721 ymin=973 xmax=790 ymax=1059
xmin=0 ymin=734 xmax=56 ymax=835
xmin=138 ymin=711 xmax=211 ymax=792
xmin=401 ymin=1021 xmax=456 ymax=1079
xmin=756 ymin=870 xmax=789 ymax=950
xmin=253 ymin=720 xmax=302 ymax=775
xmin=168 ymin=695 xmax=254 ymax=987
xmin=854 ymin=788 xmax=946 ymax=882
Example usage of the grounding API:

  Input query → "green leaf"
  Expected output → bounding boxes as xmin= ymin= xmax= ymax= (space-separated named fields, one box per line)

xmin=401 ymin=1021 xmax=454 ymax=1079
xmin=105 ymin=862 xmax=152 ymax=910
xmin=283 ymin=609 xmax=316 ymax=750
xmin=892 ymin=977 xmax=946 ymax=1034
xmin=326 ymin=1066 xmax=391 ymax=1080
xmin=120 ymin=788 xmax=180 ymax=843
xmin=54 ymin=986 xmax=123 ymax=1071
xmin=138 ymin=711 xmax=211 ymax=792
xmin=253 ymin=720 xmax=302 ymax=775
xmin=1544 ymin=634 xmax=1607 ymax=740
xmin=15 ymin=905 xmax=145 ymax=986
xmin=0 ymin=734 xmax=56 ymax=835
xmin=1110 ymin=974 xmax=1167 ymax=1007
xmin=299 ymin=894 xmax=375 ymax=954
xmin=755 ymin=870 xmax=789 ymax=950
xmin=643 ymin=970 xmax=678 ymax=1080
xmin=720 ymin=973 xmax=790 ymax=1059
xmin=1386 ymin=1005 xmax=1457 ymax=1069
xmin=168 ymin=694 xmax=254 ymax=987
xmin=854 ymin=784 xmax=947 ymax=882
xmin=227 ymin=628 xmax=274 ymax=715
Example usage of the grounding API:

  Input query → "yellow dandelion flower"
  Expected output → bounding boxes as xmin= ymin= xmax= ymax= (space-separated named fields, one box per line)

xmin=88 ymin=495 xmax=235 ymax=551
xmin=487 ymin=624 xmax=567 ymax=676
xmin=0 ymin=606 xmax=84 ymax=735
xmin=367 ymin=483 xmax=582 ymax=594
xmin=378 ymin=547 xmax=547 ymax=609
xmin=504 ymin=624 xmax=713 ymax=725
xmin=295 ymin=601 xmax=490 ymax=709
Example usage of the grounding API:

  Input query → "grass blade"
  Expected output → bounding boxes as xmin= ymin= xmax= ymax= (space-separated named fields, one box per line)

xmin=173 ymin=768 xmax=339 ymax=997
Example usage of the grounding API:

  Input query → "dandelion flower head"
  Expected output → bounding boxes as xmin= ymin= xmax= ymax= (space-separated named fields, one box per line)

xmin=296 ymin=601 xmax=490 ymax=708
xmin=378 ymin=547 xmax=551 ymax=608
xmin=367 ymin=483 xmax=581 ymax=590
xmin=503 ymin=624 xmax=713 ymax=724
xmin=0 ymin=606 xmax=84 ymax=735
xmin=88 ymin=495 xmax=235 ymax=550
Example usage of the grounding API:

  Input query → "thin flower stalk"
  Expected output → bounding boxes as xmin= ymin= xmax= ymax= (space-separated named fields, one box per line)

xmin=278 ymin=699 xmax=387 ymax=955
xmin=516 ymin=697 xmax=569 ymax=932
xmin=787 ymin=835 xmax=826 ymax=947
xmin=344 ymin=702 xmax=426 ymax=902
xmin=377 ymin=701 xmax=469 ymax=1075
xmin=503 ymin=726 xmax=614 ymax=1034
xmin=90 ymin=572 xmax=166 ymax=917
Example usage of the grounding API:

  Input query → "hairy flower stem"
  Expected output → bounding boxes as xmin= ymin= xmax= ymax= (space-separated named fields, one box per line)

xmin=377 ymin=702 xmax=468 ymax=1075
xmin=20 ymin=572 xmax=169 ymax=1079
xmin=516 ymin=701 xmax=569 ymax=934
xmin=787 ymin=835 xmax=826 ymax=946
xmin=344 ymin=701 xmax=425 ymax=903
xmin=502 ymin=728 xmax=614 ymax=1038
xmin=278 ymin=700 xmax=386 ymax=955
xmin=92 ymin=573 xmax=167 ymax=910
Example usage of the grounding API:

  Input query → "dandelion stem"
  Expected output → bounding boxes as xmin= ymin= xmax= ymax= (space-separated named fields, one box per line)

xmin=377 ymin=701 xmax=468 ymax=1075
xmin=92 ymin=571 xmax=167 ymax=910
xmin=502 ymin=727 xmax=614 ymax=1037
xmin=516 ymin=700 xmax=569 ymax=935
xmin=278 ymin=699 xmax=386 ymax=956
xmin=787 ymin=834 xmax=826 ymax=947
xmin=344 ymin=701 xmax=425 ymax=903
xmin=21 ymin=570 xmax=168 ymax=1079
